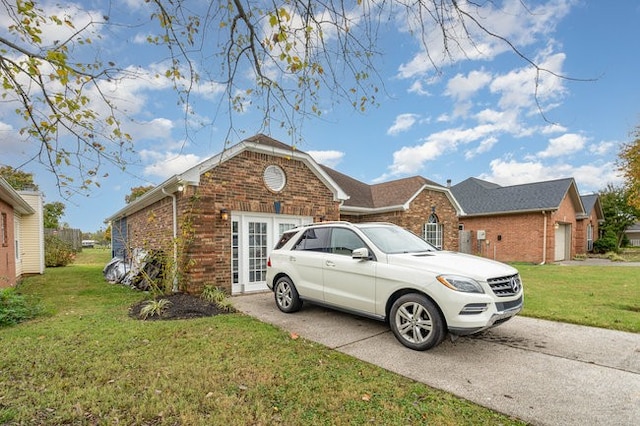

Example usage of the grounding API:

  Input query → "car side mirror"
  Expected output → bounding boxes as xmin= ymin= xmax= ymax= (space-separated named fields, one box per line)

xmin=352 ymin=247 xmax=370 ymax=260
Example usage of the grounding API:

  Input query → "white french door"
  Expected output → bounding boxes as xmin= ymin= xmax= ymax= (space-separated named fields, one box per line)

xmin=231 ymin=213 xmax=311 ymax=294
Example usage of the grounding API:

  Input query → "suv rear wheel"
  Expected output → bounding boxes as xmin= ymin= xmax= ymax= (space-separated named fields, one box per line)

xmin=390 ymin=294 xmax=445 ymax=350
xmin=274 ymin=276 xmax=302 ymax=313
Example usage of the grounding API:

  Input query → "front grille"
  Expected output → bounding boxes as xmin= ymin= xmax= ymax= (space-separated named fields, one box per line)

xmin=487 ymin=274 xmax=521 ymax=297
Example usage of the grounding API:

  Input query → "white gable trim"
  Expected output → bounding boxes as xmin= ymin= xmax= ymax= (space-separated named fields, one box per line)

xmin=105 ymin=138 xmax=348 ymax=223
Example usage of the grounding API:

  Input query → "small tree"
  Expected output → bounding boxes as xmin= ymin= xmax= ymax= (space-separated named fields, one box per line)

xmin=43 ymin=202 xmax=66 ymax=229
xmin=125 ymin=185 xmax=155 ymax=204
xmin=618 ymin=125 xmax=640 ymax=210
xmin=0 ymin=166 xmax=39 ymax=191
xmin=598 ymin=184 xmax=639 ymax=250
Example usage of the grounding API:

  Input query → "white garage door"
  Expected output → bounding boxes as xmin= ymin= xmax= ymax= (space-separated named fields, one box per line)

xmin=554 ymin=223 xmax=571 ymax=261
xmin=231 ymin=213 xmax=312 ymax=294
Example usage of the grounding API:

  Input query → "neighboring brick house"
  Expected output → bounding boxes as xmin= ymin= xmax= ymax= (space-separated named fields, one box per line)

xmin=0 ymin=178 xmax=45 ymax=288
xmin=450 ymin=177 xmax=590 ymax=263
xmin=106 ymin=135 xmax=347 ymax=295
xmin=321 ymin=167 xmax=462 ymax=251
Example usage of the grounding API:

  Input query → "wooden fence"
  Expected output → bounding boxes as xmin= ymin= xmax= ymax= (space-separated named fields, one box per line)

xmin=44 ymin=228 xmax=83 ymax=251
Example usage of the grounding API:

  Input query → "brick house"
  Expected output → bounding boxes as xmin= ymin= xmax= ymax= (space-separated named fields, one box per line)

xmin=450 ymin=177 xmax=594 ymax=263
xmin=106 ymin=135 xmax=463 ymax=295
xmin=0 ymin=178 xmax=45 ymax=288
xmin=321 ymin=167 xmax=462 ymax=251
xmin=106 ymin=135 xmax=347 ymax=295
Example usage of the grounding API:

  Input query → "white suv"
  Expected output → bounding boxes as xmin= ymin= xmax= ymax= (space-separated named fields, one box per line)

xmin=266 ymin=222 xmax=523 ymax=350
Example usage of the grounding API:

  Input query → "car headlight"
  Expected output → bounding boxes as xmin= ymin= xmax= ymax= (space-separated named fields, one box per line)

xmin=437 ymin=275 xmax=485 ymax=294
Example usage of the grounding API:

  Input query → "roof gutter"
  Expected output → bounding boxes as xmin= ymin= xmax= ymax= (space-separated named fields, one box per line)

xmin=340 ymin=204 xmax=407 ymax=216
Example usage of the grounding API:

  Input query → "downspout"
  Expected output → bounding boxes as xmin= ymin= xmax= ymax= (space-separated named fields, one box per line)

xmin=540 ymin=211 xmax=547 ymax=265
xmin=162 ymin=187 xmax=179 ymax=292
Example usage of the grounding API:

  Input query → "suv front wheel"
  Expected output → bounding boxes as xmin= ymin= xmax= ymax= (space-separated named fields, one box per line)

xmin=274 ymin=276 xmax=302 ymax=313
xmin=390 ymin=294 xmax=445 ymax=351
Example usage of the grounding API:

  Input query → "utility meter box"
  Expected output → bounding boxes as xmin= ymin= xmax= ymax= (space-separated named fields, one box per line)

xmin=476 ymin=230 xmax=486 ymax=240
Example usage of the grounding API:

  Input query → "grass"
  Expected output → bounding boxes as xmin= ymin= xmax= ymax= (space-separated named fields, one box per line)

xmin=516 ymin=262 xmax=640 ymax=332
xmin=1 ymin=249 xmax=524 ymax=425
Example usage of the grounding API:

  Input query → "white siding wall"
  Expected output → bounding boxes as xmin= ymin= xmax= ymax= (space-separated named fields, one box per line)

xmin=17 ymin=192 xmax=44 ymax=275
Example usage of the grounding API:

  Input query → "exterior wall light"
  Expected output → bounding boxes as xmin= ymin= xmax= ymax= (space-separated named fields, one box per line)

xmin=177 ymin=183 xmax=184 ymax=192
xmin=220 ymin=209 xmax=229 ymax=221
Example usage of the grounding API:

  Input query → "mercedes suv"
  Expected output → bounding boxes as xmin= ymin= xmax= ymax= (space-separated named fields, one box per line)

xmin=266 ymin=222 xmax=523 ymax=350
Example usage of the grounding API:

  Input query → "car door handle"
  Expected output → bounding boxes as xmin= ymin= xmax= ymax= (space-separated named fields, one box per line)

xmin=289 ymin=256 xmax=296 ymax=262
xmin=325 ymin=260 xmax=335 ymax=267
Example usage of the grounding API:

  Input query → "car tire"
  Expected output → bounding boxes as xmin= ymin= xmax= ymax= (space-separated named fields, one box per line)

xmin=389 ymin=294 xmax=445 ymax=351
xmin=274 ymin=276 xmax=302 ymax=313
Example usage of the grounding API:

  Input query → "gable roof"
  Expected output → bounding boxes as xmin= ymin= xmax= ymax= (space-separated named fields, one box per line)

xmin=105 ymin=134 xmax=348 ymax=222
xmin=321 ymin=166 xmax=464 ymax=215
xmin=451 ymin=177 xmax=586 ymax=217
xmin=0 ymin=177 xmax=35 ymax=215
xmin=580 ymin=194 xmax=604 ymax=221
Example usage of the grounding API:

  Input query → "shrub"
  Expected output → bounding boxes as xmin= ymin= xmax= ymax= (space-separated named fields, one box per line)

xmin=592 ymin=234 xmax=618 ymax=254
xmin=45 ymin=234 xmax=76 ymax=267
xmin=0 ymin=288 xmax=40 ymax=327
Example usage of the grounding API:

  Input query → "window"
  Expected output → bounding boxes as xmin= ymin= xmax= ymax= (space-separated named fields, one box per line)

xmin=586 ymin=224 xmax=594 ymax=252
xmin=1 ymin=213 xmax=7 ymax=246
xmin=293 ymin=228 xmax=330 ymax=252
xmin=329 ymin=228 xmax=366 ymax=256
xmin=423 ymin=213 xmax=443 ymax=249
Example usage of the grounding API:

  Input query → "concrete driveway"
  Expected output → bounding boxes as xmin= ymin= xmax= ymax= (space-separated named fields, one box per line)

xmin=232 ymin=292 xmax=640 ymax=426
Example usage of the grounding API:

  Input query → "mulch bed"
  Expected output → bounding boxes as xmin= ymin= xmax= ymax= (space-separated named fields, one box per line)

xmin=129 ymin=293 xmax=232 ymax=321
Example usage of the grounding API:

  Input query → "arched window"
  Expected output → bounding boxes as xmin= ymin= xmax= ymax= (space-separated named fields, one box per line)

xmin=423 ymin=213 xmax=443 ymax=249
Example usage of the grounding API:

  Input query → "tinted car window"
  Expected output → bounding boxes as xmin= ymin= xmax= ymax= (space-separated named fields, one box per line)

xmin=330 ymin=228 xmax=367 ymax=256
xmin=274 ymin=230 xmax=298 ymax=249
xmin=293 ymin=228 xmax=331 ymax=252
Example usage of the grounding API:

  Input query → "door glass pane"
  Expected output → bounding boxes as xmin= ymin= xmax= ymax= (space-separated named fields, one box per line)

xmin=232 ymin=221 xmax=239 ymax=284
xmin=248 ymin=221 xmax=268 ymax=283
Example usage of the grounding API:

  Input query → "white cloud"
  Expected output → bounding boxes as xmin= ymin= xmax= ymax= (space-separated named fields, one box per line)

xmin=308 ymin=150 xmax=344 ymax=168
xmin=589 ymin=140 xmax=618 ymax=156
xmin=537 ymin=133 xmax=587 ymax=158
xmin=445 ymin=70 xmax=493 ymax=101
xmin=465 ymin=137 xmax=498 ymax=160
xmin=397 ymin=0 xmax=574 ymax=79
xmin=479 ymin=158 xmax=623 ymax=192
xmin=387 ymin=114 xmax=420 ymax=135
xmin=141 ymin=151 xmax=202 ymax=179
xmin=489 ymin=51 xmax=567 ymax=112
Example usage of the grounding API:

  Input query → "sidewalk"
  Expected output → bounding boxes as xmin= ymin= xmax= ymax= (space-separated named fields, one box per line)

xmin=232 ymin=292 xmax=640 ymax=426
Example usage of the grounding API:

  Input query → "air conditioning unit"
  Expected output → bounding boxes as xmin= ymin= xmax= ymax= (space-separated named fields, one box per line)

xmin=476 ymin=230 xmax=486 ymax=240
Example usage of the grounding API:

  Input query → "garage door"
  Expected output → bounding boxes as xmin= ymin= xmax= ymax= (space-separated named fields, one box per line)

xmin=554 ymin=223 xmax=571 ymax=261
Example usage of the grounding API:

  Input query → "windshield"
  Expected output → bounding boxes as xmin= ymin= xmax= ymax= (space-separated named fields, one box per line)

xmin=359 ymin=225 xmax=437 ymax=254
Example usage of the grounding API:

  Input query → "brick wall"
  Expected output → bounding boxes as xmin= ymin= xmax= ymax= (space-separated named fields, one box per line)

xmin=125 ymin=150 xmax=340 ymax=294
xmin=458 ymin=212 xmax=548 ymax=263
xmin=342 ymin=189 xmax=459 ymax=251
xmin=458 ymin=193 xmax=587 ymax=263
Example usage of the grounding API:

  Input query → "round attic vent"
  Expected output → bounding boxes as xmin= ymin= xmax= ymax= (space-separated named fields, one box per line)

xmin=263 ymin=165 xmax=286 ymax=192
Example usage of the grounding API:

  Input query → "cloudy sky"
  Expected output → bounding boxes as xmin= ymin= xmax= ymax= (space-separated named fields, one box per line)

xmin=1 ymin=0 xmax=639 ymax=232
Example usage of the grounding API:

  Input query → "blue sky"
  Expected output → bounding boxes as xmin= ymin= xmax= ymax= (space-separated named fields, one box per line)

xmin=1 ymin=0 xmax=639 ymax=232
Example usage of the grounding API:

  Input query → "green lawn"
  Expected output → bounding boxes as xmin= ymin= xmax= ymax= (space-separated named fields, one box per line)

xmin=517 ymin=263 xmax=639 ymax=332
xmin=1 ymin=249 xmax=524 ymax=425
